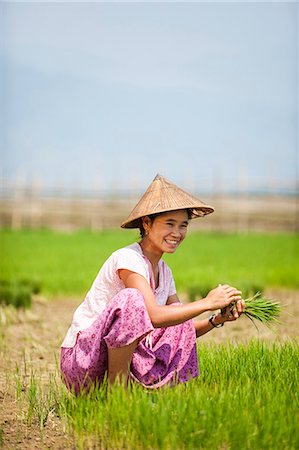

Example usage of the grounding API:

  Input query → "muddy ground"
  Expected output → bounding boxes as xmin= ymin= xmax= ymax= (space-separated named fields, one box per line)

xmin=0 ymin=289 xmax=298 ymax=449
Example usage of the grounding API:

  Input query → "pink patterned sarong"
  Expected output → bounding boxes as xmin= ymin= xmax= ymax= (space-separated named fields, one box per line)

xmin=60 ymin=288 xmax=199 ymax=393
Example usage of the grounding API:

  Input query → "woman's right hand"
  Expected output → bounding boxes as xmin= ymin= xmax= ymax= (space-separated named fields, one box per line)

xmin=204 ymin=284 xmax=242 ymax=311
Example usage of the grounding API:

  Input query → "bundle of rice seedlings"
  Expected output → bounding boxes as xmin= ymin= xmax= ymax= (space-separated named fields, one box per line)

xmin=243 ymin=292 xmax=282 ymax=327
xmin=221 ymin=292 xmax=282 ymax=327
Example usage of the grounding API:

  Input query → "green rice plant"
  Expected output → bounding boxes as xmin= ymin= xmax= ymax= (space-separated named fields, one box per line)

xmin=1 ymin=230 xmax=298 ymax=296
xmin=0 ymin=280 xmax=33 ymax=309
xmin=221 ymin=292 xmax=283 ymax=328
xmin=18 ymin=278 xmax=42 ymax=295
xmin=243 ymin=292 xmax=282 ymax=326
xmin=0 ymin=282 xmax=14 ymax=305
xmin=27 ymin=371 xmax=38 ymax=426
xmin=166 ymin=231 xmax=299 ymax=293
xmin=14 ymin=366 xmax=23 ymax=402
xmin=13 ymin=342 xmax=298 ymax=449
xmin=13 ymin=286 xmax=32 ymax=309
xmin=14 ymin=362 xmax=59 ymax=435
xmin=52 ymin=341 xmax=298 ymax=450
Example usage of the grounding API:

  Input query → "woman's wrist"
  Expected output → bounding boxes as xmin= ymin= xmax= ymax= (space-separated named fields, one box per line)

xmin=199 ymin=297 xmax=213 ymax=312
xmin=209 ymin=313 xmax=225 ymax=327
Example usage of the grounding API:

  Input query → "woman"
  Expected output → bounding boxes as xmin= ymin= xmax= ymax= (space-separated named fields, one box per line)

xmin=60 ymin=174 xmax=244 ymax=393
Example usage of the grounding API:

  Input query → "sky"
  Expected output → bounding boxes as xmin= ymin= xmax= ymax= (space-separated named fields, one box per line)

xmin=0 ymin=1 xmax=298 ymax=194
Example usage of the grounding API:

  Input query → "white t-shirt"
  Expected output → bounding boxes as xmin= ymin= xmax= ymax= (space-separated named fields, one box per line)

xmin=61 ymin=242 xmax=176 ymax=348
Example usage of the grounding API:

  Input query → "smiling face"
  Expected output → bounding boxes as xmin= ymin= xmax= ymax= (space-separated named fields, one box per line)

xmin=141 ymin=209 xmax=189 ymax=256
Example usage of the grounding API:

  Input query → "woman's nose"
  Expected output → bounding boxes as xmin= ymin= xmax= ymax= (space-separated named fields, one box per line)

xmin=171 ymin=227 xmax=181 ymax=237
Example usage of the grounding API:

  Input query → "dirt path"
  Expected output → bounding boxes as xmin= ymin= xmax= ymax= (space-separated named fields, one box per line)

xmin=0 ymin=290 xmax=298 ymax=449
xmin=0 ymin=296 xmax=80 ymax=449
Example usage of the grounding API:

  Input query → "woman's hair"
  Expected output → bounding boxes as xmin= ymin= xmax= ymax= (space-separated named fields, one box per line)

xmin=139 ymin=209 xmax=193 ymax=238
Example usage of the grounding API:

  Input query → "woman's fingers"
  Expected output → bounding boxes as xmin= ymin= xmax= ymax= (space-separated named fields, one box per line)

xmin=236 ymin=299 xmax=245 ymax=314
xmin=222 ymin=305 xmax=235 ymax=319
xmin=232 ymin=307 xmax=239 ymax=319
xmin=229 ymin=295 xmax=242 ymax=303
xmin=227 ymin=289 xmax=242 ymax=296
xmin=229 ymin=300 xmax=245 ymax=320
xmin=222 ymin=299 xmax=245 ymax=322
xmin=223 ymin=290 xmax=242 ymax=305
xmin=222 ymin=285 xmax=240 ymax=292
xmin=222 ymin=306 xmax=230 ymax=317
xmin=219 ymin=285 xmax=242 ymax=298
xmin=210 ymin=284 xmax=243 ymax=311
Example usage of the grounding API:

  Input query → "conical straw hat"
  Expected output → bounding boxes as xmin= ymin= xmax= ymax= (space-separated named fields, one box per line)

xmin=121 ymin=174 xmax=214 ymax=229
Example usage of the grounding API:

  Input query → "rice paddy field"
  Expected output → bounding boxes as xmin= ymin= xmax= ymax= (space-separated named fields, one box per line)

xmin=0 ymin=229 xmax=299 ymax=449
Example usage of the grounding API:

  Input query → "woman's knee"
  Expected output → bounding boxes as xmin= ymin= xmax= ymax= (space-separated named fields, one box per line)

xmin=111 ymin=288 xmax=151 ymax=324
xmin=117 ymin=287 xmax=145 ymax=305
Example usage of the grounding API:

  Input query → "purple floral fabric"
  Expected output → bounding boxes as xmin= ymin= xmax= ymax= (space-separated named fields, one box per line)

xmin=60 ymin=288 xmax=199 ymax=394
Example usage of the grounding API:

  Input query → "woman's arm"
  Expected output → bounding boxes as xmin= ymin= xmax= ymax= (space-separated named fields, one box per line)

xmin=194 ymin=303 xmax=245 ymax=338
xmin=118 ymin=269 xmax=242 ymax=328
xmin=194 ymin=318 xmax=217 ymax=337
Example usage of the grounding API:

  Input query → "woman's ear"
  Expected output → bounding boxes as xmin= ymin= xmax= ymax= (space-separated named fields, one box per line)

xmin=141 ymin=216 xmax=152 ymax=234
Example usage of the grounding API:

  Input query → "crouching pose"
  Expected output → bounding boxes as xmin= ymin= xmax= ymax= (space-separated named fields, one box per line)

xmin=60 ymin=174 xmax=244 ymax=393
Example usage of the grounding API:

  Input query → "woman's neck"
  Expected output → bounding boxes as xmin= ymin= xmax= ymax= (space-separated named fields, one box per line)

xmin=138 ymin=240 xmax=162 ymax=269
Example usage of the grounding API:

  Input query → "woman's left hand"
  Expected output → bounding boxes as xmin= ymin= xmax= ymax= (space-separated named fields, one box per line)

xmin=213 ymin=299 xmax=245 ymax=325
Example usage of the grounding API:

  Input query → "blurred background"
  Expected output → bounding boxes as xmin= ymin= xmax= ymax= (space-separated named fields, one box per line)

xmin=1 ymin=1 xmax=298 ymax=233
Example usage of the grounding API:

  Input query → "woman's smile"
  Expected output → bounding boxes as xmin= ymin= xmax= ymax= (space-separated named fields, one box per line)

xmin=164 ymin=238 xmax=180 ymax=249
xmin=141 ymin=209 xmax=189 ymax=257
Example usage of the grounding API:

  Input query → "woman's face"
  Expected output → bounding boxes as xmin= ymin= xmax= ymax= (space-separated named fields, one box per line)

xmin=142 ymin=209 xmax=189 ymax=255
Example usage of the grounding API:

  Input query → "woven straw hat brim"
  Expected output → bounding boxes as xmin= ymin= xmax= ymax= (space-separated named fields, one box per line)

xmin=121 ymin=174 xmax=214 ymax=229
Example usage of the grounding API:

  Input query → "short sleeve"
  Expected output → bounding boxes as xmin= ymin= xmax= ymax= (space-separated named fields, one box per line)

xmin=113 ymin=248 xmax=149 ymax=282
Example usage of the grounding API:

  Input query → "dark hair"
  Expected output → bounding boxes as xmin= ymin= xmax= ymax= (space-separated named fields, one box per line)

xmin=139 ymin=209 xmax=193 ymax=238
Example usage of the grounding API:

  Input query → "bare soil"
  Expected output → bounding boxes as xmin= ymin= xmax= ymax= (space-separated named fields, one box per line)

xmin=0 ymin=289 xmax=298 ymax=449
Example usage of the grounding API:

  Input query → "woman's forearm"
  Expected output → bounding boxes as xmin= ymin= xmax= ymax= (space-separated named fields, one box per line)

xmin=150 ymin=299 xmax=212 ymax=328
xmin=194 ymin=318 xmax=216 ymax=337
xmin=119 ymin=270 xmax=241 ymax=328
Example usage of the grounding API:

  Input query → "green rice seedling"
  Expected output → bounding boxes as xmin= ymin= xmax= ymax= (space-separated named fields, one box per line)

xmin=35 ymin=391 xmax=53 ymax=431
xmin=243 ymin=292 xmax=282 ymax=327
xmin=0 ymin=280 xmax=32 ymax=309
xmin=14 ymin=366 xmax=23 ymax=402
xmin=27 ymin=371 xmax=38 ymax=426
xmin=14 ymin=355 xmax=28 ymax=402
xmin=18 ymin=277 xmax=42 ymax=295
xmin=222 ymin=292 xmax=283 ymax=327
xmin=13 ymin=285 xmax=32 ymax=309
xmin=16 ymin=342 xmax=298 ymax=450
xmin=2 ymin=230 xmax=299 ymax=296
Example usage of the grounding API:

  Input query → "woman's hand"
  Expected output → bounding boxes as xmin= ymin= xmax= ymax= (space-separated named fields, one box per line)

xmin=212 ymin=299 xmax=246 ymax=326
xmin=205 ymin=284 xmax=242 ymax=311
